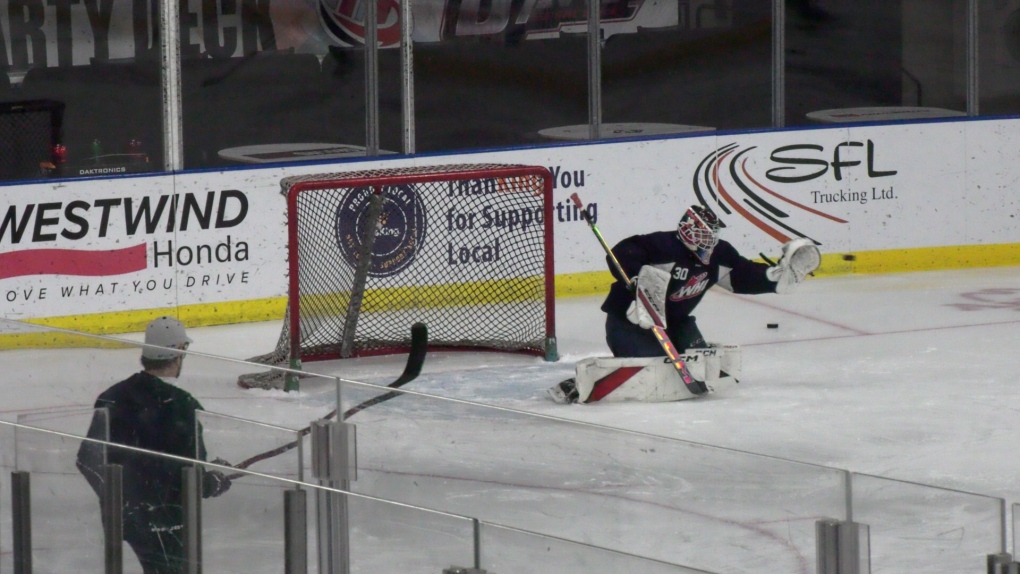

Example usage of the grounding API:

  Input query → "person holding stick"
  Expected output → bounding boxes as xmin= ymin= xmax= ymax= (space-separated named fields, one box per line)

xmin=76 ymin=316 xmax=231 ymax=574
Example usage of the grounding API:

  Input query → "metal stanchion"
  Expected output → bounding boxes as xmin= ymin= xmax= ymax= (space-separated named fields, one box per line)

xmin=312 ymin=420 xmax=356 ymax=574
xmin=816 ymin=518 xmax=870 ymax=574
xmin=285 ymin=488 xmax=308 ymax=574
xmin=12 ymin=471 xmax=32 ymax=574
xmin=837 ymin=521 xmax=870 ymax=574
xmin=816 ymin=519 xmax=840 ymax=574
xmin=102 ymin=464 xmax=124 ymax=574
xmin=182 ymin=466 xmax=202 ymax=574
xmin=988 ymin=553 xmax=1015 ymax=574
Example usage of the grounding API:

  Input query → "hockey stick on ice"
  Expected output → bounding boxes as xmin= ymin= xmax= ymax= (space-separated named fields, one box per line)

xmin=225 ymin=322 xmax=428 ymax=479
xmin=568 ymin=193 xmax=706 ymax=395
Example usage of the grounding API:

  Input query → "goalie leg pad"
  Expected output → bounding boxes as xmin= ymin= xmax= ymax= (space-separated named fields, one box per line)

xmin=551 ymin=344 xmax=743 ymax=404
xmin=687 ymin=344 xmax=742 ymax=383
xmin=574 ymin=356 xmax=706 ymax=403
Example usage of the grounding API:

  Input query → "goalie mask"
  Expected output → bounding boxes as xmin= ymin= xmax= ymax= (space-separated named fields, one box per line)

xmin=677 ymin=205 xmax=723 ymax=264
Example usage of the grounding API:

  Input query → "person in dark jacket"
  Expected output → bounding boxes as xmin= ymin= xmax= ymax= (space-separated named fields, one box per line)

xmin=600 ymin=205 xmax=819 ymax=356
xmin=76 ymin=316 xmax=231 ymax=574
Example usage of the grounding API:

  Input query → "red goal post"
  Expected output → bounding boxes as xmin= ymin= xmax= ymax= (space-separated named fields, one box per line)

xmin=240 ymin=163 xmax=557 ymax=389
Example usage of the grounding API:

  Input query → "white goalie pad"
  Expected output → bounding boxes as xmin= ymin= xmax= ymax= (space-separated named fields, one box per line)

xmin=574 ymin=344 xmax=741 ymax=404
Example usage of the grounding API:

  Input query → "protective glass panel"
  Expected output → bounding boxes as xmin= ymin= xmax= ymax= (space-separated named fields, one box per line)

xmin=851 ymin=473 xmax=1004 ymax=573
xmin=0 ymin=318 xmax=330 ymax=429
xmin=17 ymin=407 xmax=107 ymax=439
xmin=602 ymin=0 xmax=770 ymax=134
xmin=338 ymin=378 xmax=848 ymax=573
xmin=1 ymin=420 xmax=537 ymax=573
xmin=346 ymin=495 xmax=475 ymax=572
xmin=11 ymin=422 xmax=107 ymax=572
xmin=980 ymin=0 xmax=1020 ymax=115
xmin=479 ymin=521 xmax=719 ymax=573
xmin=408 ymin=0 xmax=588 ymax=153
xmin=1 ymin=1 xmax=165 ymax=180
xmin=198 ymin=455 xmax=296 ymax=572
xmin=181 ymin=49 xmax=335 ymax=169
xmin=787 ymin=0 xmax=967 ymax=127
xmin=196 ymin=411 xmax=304 ymax=482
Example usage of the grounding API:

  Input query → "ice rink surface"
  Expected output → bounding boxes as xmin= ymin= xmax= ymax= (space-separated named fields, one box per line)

xmin=4 ymin=265 xmax=1020 ymax=573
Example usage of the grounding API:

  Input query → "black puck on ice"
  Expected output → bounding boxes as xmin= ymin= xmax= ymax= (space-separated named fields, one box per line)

xmin=767 ymin=323 xmax=779 ymax=329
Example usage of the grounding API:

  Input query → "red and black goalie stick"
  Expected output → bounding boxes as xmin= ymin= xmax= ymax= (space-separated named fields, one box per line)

xmin=224 ymin=322 xmax=428 ymax=480
xmin=568 ymin=193 xmax=706 ymax=395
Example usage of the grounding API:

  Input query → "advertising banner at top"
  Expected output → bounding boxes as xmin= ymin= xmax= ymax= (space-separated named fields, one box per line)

xmin=0 ymin=0 xmax=731 ymax=67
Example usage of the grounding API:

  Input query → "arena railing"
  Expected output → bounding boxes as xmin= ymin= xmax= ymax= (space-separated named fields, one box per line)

xmin=0 ymin=418 xmax=717 ymax=573
xmin=0 ymin=317 xmax=1011 ymax=573
xmin=328 ymin=376 xmax=1011 ymax=573
xmin=333 ymin=375 xmax=848 ymax=573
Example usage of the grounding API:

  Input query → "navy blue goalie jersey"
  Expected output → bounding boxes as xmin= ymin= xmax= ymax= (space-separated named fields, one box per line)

xmin=600 ymin=231 xmax=777 ymax=328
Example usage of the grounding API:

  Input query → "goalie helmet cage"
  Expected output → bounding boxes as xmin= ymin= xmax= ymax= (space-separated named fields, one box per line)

xmin=240 ymin=163 xmax=557 ymax=389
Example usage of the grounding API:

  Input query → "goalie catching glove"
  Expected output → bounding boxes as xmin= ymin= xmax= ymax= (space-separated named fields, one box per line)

xmin=766 ymin=238 xmax=821 ymax=294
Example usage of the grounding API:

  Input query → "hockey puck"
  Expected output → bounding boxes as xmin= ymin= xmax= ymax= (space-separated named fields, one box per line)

xmin=767 ymin=323 xmax=779 ymax=329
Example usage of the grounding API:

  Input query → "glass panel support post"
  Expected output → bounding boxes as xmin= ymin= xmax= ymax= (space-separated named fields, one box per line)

xmin=11 ymin=470 xmax=31 ymax=574
xmin=312 ymin=420 xmax=356 ymax=574
xmin=365 ymin=0 xmax=380 ymax=155
xmin=182 ymin=465 xmax=203 ymax=574
xmin=837 ymin=521 xmax=870 ymax=574
xmin=400 ymin=0 xmax=415 ymax=153
xmin=966 ymin=0 xmax=979 ymax=116
xmin=285 ymin=488 xmax=308 ymax=574
xmin=816 ymin=518 xmax=870 ymax=574
xmin=988 ymin=553 xmax=1015 ymax=574
xmin=159 ymin=0 xmax=184 ymax=169
xmin=816 ymin=519 xmax=840 ymax=574
xmin=102 ymin=464 xmax=124 ymax=574
xmin=772 ymin=0 xmax=785 ymax=127
xmin=586 ymin=0 xmax=602 ymax=139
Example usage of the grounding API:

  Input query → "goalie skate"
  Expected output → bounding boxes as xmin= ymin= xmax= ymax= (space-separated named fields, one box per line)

xmin=547 ymin=378 xmax=580 ymax=404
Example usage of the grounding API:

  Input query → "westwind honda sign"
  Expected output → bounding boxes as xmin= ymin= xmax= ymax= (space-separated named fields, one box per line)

xmin=0 ymin=190 xmax=249 ymax=279
xmin=0 ymin=175 xmax=283 ymax=316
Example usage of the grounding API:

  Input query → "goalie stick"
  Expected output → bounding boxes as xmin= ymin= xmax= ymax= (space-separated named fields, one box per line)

xmin=568 ymin=193 xmax=706 ymax=395
xmin=224 ymin=322 xmax=428 ymax=480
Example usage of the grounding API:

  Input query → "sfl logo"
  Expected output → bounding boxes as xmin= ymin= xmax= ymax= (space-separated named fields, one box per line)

xmin=766 ymin=140 xmax=897 ymax=183
xmin=320 ymin=0 xmax=402 ymax=47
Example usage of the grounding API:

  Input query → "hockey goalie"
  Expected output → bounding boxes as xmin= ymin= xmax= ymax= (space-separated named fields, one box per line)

xmin=550 ymin=204 xmax=821 ymax=404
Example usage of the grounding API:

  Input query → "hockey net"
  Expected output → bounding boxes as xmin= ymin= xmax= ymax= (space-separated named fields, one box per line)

xmin=239 ymin=163 xmax=556 ymax=389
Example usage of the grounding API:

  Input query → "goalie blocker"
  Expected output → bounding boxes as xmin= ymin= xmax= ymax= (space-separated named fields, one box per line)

xmin=548 ymin=345 xmax=741 ymax=404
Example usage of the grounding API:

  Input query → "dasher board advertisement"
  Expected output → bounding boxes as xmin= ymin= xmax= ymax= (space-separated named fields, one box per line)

xmin=2 ymin=118 xmax=1020 ymax=326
